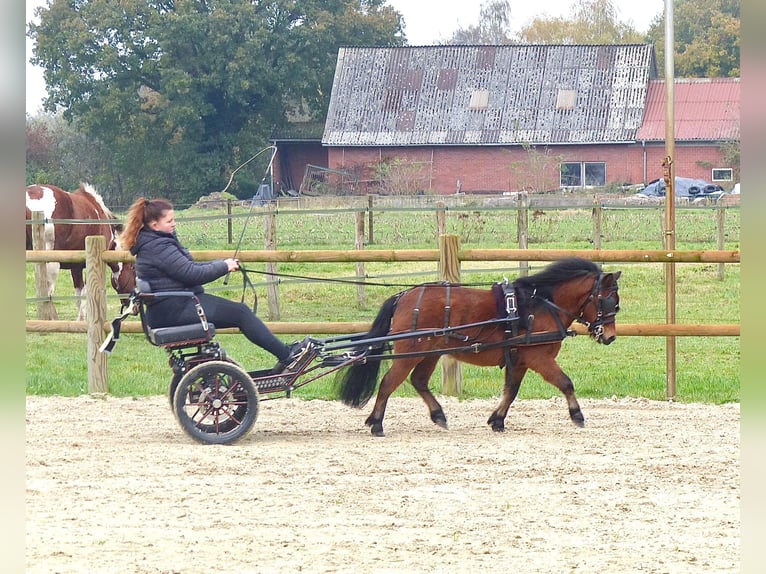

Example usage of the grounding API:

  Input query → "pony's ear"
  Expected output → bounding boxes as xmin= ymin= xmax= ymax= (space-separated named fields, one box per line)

xmin=609 ymin=271 xmax=622 ymax=283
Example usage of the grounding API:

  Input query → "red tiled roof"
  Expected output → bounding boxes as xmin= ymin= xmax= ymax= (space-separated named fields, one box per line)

xmin=636 ymin=78 xmax=740 ymax=141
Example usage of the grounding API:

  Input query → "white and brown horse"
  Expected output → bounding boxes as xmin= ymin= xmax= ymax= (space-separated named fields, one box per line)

xmin=25 ymin=183 xmax=135 ymax=320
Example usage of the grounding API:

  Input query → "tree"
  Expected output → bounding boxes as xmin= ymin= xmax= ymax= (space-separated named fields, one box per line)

xmin=517 ymin=0 xmax=646 ymax=44
xmin=26 ymin=113 xmax=118 ymax=198
xmin=647 ymin=0 xmax=739 ymax=77
xmin=447 ymin=0 xmax=514 ymax=45
xmin=28 ymin=0 xmax=404 ymax=203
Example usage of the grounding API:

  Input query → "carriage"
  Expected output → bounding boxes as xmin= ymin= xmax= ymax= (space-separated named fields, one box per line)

xmin=102 ymin=258 xmax=621 ymax=444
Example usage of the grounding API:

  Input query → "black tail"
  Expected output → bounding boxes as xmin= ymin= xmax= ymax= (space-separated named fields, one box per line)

xmin=337 ymin=294 xmax=398 ymax=408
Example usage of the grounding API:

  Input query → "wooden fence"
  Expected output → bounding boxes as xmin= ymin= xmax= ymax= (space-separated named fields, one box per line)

xmin=26 ymin=235 xmax=740 ymax=397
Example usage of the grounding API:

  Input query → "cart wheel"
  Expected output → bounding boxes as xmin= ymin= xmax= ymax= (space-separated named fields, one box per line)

xmin=169 ymin=358 xmax=243 ymax=411
xmin=173 ymin=360 xmax=259 ymax=444
xmin=169 ymin=372 xmax=182 ymax=410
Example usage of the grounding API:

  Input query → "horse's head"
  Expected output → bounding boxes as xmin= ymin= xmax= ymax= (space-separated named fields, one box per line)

xmin=579 ymin=271 xmax=621 ymax=345
xmin=111 ymin=261 xmax=136 ymax=309
xmin=108 ymin=223 xmax=136 ymax=308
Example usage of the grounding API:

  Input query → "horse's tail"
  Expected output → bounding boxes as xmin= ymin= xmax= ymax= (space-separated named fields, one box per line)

xmin=337 ymin=294 xmax=398 ymax=408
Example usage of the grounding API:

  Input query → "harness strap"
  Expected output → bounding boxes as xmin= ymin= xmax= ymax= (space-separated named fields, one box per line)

xmin=499 ymin=280 xmax=520 ymax=368
xmin=443 ymin=283 xmax=451 ymax=339
xmin=411 ymin=285 xmax=428 ymax=331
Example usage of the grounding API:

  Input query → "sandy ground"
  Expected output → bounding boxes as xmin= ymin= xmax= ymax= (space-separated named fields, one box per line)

xmin=26 ymin=395 xmax=739 ymax=573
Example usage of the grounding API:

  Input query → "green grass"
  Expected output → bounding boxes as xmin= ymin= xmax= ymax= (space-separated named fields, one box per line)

xmin=26 ymin=198 xmax=740 ymax=403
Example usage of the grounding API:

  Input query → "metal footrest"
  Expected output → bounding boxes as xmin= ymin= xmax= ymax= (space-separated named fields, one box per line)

xmin=251 ymin=372 xmax=295 ymax=394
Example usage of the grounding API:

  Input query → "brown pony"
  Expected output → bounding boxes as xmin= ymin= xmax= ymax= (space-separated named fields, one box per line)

xmin=25 ymin=183 xmax=135 ymax=320
xmin=338 ymin=258 xmax=621 ymax=436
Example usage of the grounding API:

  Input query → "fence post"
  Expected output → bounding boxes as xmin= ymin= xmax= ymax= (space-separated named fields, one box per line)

xmin=264 ymin=206 xmax=281 ymax=320
xmin=435 ymin=202 xmax=447 ymax=276
xmin=592 ymin=196 xmax=602 ymax=250
xmin=367 ymin=194 xmax=375 ymax=245
xmin=439 ymin=234 xmax=462 ymax=396
xmin=227 ymin=199 xmax=233 ymax=244
xmin=355 ymin=209 xmax=366 ymax=308
xmin=85 ymin=235 xmax=109 ymax=394
xmin=31 ymin=210 xmax=57 ymax=320
xmin=716 ymin=204 xmax=726 ymax=280
xmin=517 ymin=192 xmax=529 ymax=277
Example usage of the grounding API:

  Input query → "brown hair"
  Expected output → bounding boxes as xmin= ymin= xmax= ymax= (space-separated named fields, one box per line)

xmin=121 ymin=197 xmax=174 ymax=250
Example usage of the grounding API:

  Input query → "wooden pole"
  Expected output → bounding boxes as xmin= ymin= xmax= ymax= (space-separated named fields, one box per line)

xmin=435 ymin=202 xmax=446 ymax=277
xmin=367 ymin=194 xmax=375 ymax=245
xmin=592 ymin=196 xmax=603 ymax=250
xmin=355 ymin=210 xmax=366 ymax=308
xmin=264 ymin=206 xmax=280 ymax=320
xmin=227 ymin=199 xmax=233 ymax=244
xmin=439 ymin=234 xmax=462 ymax=396
xmin=31 ymin=211 xmax=57 ymax=320
xmin=517 ymin=192 xmax=529 ymax=277
xmin=85 ymin=235 xmax=109 ymax=394
xmin=663 ymin=0 xmax=677 ymax=400
xmin=716 ymin=204 xmax=726 ymax=280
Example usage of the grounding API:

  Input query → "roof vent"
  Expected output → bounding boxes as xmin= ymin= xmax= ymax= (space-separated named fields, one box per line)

xmin=556 ymin=89 xmax=577 ymax=110
xmin=469 ymin=90 xmax=489 ymax=110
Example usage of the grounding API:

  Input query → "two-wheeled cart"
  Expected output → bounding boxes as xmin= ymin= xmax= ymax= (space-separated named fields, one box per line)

xmin=102 ymin=289 xmax=379 ymax=444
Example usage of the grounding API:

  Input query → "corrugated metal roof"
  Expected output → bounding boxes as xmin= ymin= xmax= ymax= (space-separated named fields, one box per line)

xmin=323 ymin=44 xmax=658 ymax=147
xmin=636 ymin=78 xmax=740 ymax=141
xmin=270 ymin=121 xmax=326 ymax=142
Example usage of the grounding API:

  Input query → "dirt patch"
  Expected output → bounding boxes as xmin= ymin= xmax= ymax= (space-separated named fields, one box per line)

xmin=26 ymin=395 xmax=739 ymax=573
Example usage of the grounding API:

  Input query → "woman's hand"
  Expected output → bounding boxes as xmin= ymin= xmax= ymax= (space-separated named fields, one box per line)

xmin=224 ymin=258 xmax=240 ymax=272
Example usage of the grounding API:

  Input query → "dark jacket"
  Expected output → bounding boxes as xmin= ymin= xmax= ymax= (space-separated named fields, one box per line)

xmin=131 ymin=228 xmax=228 ymax=294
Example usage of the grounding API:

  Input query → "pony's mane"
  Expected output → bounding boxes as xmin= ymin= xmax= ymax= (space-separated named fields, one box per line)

xmin=78 ymin=182 xmax=115 ymax=219
xmin=512 ymin=258 xmax=601 ymax=319
xmin=515 ymin=257 xmax=601 ymax=289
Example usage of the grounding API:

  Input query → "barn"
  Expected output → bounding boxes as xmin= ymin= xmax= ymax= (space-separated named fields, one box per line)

xmin=272 ymin=44 xmax=740 ymax=196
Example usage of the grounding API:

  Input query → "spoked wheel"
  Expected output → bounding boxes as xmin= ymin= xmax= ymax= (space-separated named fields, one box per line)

xmin=173 ymin=360 xmax=259 ymax=444
xmin=168 ymin=358 xmax=242 ymax=411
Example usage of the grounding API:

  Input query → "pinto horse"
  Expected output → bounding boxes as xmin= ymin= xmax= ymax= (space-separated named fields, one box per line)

xmin=25 ymin=183 xmax=135 ymax=320
xmin=338 ymin=258 xmax=621 ymax=436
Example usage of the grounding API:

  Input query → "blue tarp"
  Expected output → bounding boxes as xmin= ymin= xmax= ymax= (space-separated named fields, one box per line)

xmin=636 ymin=177 xmax=725 ymax=199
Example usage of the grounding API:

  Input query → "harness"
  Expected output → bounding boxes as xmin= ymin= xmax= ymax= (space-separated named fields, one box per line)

xmin=368 ymin=272 xmax=619 ymax=364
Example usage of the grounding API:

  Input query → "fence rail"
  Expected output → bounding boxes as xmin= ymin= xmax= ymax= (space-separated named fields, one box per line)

xmin=26 ymin=236 xmax=740 ymax=396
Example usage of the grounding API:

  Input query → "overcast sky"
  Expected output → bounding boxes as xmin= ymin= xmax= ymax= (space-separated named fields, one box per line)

xmin=26 ymin=0 xmax=665 ymax=113
xmin=386 ymin=0 xmax=663 ymax=45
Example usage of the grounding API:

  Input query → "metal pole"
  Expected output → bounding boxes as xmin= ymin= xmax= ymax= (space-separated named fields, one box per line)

xmin=664 ymin=0 xmax=677 ymax=400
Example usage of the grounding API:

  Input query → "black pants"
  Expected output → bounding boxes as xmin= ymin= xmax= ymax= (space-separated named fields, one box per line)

xmin=146 ymin=293 xmax=291 ymax=361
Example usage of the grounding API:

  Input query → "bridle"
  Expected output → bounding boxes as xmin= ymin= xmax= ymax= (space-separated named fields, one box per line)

xmin=533 ymin=272 xmax=620 ymax=341
xmin=576 ymin=272 xmax=620 ymax=340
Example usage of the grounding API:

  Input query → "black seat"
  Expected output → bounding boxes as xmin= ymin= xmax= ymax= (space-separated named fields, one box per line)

xmin=100 ymin=287 xmax=216 ymax=354
xmin=136 ymin=290 xmax=216 ymax=348
xmin=146 ymin=322 xmax=216 ymax=347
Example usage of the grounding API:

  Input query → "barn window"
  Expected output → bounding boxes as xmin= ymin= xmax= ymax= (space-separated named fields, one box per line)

xmin=711 ymin=168 xmax=733 ymax=182
xmin=560 ymin=162 xmax=606 ymax=188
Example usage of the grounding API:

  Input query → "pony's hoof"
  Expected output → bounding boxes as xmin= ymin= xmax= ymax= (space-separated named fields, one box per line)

xmin=370 ymin=426 xmax=385 ymax=437
xmin=569 ymin=408 xmax=585 ymax=427
xmin=432 ymin=414 xmax=448 ymax=429
xmin=487 ymin=414 xmax=505 ymax=432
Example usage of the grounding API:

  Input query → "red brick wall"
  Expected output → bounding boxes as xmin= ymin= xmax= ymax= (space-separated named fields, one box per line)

xmin=273 ymin=143 xmax=327 ymax=194
xmin=327 ymin=143 xmax=730 ymax=194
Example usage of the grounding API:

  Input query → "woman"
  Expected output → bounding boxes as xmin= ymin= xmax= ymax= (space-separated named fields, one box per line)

xmin=121 ymin=197 xmax=312 ymax=373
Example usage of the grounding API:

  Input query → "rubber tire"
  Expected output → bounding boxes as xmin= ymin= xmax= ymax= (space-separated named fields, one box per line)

xmin=173 ymin=361 xmax=259 ymax=444
xmin=169 ymin=372 xmax=182 ymax=410
xmin=169 ymin=357 xmax=243 ymax=410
